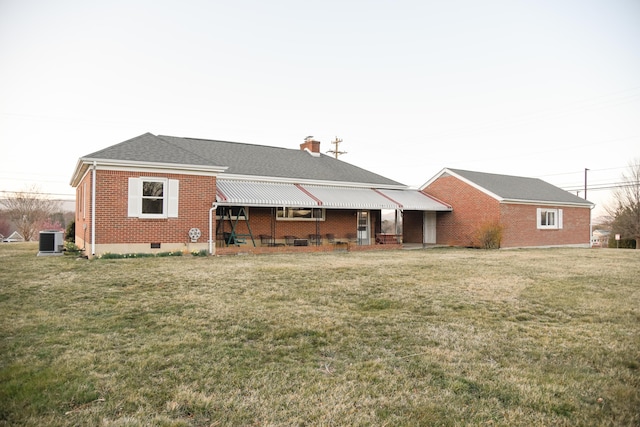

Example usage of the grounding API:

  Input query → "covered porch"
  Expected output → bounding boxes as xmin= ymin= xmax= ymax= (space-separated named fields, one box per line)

xmin=210 ymin=179 xmax=451 ymax=255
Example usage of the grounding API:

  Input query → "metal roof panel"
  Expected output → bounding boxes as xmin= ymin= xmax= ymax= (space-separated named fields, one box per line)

xmin=377 ymin=189 xmax=452 ymax=211
xmin=216 ymin=180 xmax=318 ymax=207
xmin=301 ymin=185 xmax=398 ymax=209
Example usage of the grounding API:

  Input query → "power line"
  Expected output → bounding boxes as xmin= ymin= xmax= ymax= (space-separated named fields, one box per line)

xmin=562 ymin=182 xmax=639 ymax=192
xmin=537 ymin=165 xmax=632 ymax=178
xmin=0 ymin=190 xmax=74 ymax=199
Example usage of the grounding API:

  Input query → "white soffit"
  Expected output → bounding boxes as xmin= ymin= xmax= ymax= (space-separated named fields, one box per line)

xmin=377 ymin=189 xmax=452 ymax=211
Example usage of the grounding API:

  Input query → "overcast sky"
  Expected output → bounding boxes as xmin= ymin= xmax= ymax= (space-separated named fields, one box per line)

xmin=1 ymin=0 xmax=639 ymax=218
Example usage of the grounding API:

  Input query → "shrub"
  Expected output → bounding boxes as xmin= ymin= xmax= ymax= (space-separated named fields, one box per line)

xmin=63 ymin=241 xmax=81 ymax=255
xmin=99 ymin=252 xmax=156 ymax=259
xmin=474 ymin=221 xmax=503 ymax=249
xmin=156 ymin=251 xmax=184 ymax=257
xmin=99 ymin=251 xmax=184 ymax=259
xmin=608 ymin=237 xmax=636 ymax=249
xmin=65 ymin=221 xmax=75 ymax=243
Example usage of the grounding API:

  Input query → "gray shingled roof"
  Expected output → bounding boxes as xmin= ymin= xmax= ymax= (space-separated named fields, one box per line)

xmin=448 ymin=168 xmax=593 ymax=205
xmin=81 ymin=133 xmax=403 ymax=187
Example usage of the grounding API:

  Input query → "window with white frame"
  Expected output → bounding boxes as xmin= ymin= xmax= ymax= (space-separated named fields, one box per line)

xmin=128 ymin=177 xmax=179 ymax=218
xmin=276 ymin=207 xmax=325 ymax=221
xmin=537 ymin=208 xmax=563 ymax=229
xmin=79 ymin=182 xmax=86 ymax=220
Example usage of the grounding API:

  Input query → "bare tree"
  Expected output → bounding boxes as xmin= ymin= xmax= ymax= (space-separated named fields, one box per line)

xmin=0 ymin=185 xmax=60 ymax=241
xmin=606 ymin=158 xmax=640 ymax=249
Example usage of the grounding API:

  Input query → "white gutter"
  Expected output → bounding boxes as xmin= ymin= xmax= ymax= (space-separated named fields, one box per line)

xmin=209 ymin=203 xmax=217 ymax=255
xmin=91 ymin=161 xmax=96 ymax=256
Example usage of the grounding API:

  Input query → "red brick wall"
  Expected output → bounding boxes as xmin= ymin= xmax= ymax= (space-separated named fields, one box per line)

xmin=78 ymin=169 xmax=376 ymax=250
xmin=83 ymin=170 xmax=216 ymax=245
xmin=74 ymin=172 xmax=93 ymax=250
xmin=424 ymin=174 xmax=591 ymax=248
xmin=216 ymin=208 xmax=359 ymax=244
xmin=500 ymin=204 xmax=591 ymax=248
xmin=424 ymin=175 xmax=501 ymax=247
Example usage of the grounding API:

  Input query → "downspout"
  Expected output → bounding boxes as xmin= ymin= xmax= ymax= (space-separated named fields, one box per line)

xmin=91 ymin=161 xmax=97 ymax=256
xmin=209 ymin=203 xmax=217 ymax=255
xmin=589 ymin=204 xmax=594 ymax=248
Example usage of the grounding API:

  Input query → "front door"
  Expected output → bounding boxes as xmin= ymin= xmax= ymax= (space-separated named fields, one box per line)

xmin=424 ymin=211 xmax=436 ymax=244
xmin=357 ymin=210 xmax=370 ymax=245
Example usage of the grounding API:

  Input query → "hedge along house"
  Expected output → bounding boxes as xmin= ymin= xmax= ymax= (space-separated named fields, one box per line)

xmin=70 ymin=133 xmax=451 ymax=257
xmin=420 ymin=168 xmax=594 ymax=248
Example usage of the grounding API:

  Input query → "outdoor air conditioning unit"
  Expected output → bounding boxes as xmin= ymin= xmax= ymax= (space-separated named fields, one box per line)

xmin=38 ymin=230 xmax=64 ymax=256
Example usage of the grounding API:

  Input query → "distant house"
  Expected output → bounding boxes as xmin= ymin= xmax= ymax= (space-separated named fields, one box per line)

xmin=3 ymin=231 xmax=24 ymax=243
xmin=591 ymin=229 xmax=610 ymax=248
xmin=70 ymin=133 xmax=451 ymax=257
xmin=420 ymin=168 xmax=594 ymax=248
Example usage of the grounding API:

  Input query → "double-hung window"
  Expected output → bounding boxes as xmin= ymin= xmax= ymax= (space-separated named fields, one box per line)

xmin=128 ymin=177 xmax=179 ymax=218
xmin=537 ymin=208 xmax=563 ymax=229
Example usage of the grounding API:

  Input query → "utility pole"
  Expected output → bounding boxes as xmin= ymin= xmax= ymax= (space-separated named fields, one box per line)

xmin=327 ymin=137 xmax=346 ymax=159
xmin=584 ymin=168 xmax=589 ymax=200
xmin=585 ymin=167 xmax=591 ymax=247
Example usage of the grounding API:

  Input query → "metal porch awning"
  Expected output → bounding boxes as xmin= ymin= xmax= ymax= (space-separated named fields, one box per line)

xmin=216 ymin=180 xmax=318 ymax=207
xmin=299 ymin=185 xmax=398 ymax=209
xmin=215 ymin=179 xmax=451 ymax=211
xmin=376 ymin=189 xmax=452 ymax=211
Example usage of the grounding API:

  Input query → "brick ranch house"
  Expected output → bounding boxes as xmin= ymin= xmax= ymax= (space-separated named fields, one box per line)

xmin=70 ymin=133 xmax=451 ymax=257
xmin=420 ymin=168 xmax=594 ymax=248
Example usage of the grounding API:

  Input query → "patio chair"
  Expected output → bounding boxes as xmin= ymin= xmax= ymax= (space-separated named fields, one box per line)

xmin=284 ymin=235 xmax=297 ymax=246
xmin=309 ymin=234 xmax=322 ymax=245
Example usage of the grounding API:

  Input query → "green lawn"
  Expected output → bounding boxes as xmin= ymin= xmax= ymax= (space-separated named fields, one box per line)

xmin=1 ymin=243 xmax=638 ymax=426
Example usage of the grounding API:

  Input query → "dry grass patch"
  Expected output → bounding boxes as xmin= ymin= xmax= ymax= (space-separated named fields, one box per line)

xmin=0 ymin=243 xmax=638 ymax=426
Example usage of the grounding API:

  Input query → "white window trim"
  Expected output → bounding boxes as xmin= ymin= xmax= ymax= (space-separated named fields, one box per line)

xmin=537 ymin=208 xmax=563 ymax=230
xmin=81 ymin=182 xmax=86 ymax=220
xmin=128 ymin=177 xmax=179 ymax=219
xmin=276 ymin=207 xmax=325 ymax=221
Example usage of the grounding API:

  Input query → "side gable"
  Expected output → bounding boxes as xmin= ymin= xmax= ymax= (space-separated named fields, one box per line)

xmin=421 ymin=169 xmax=503 ymax=202
xmin=421 ymin=168 xmax=594 ymax=208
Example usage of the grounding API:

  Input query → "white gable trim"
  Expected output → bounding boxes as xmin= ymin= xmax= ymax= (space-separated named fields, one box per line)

xmin=71 ymin=158 xmax=227 ymax=187
xmin=419 ymin=168 xmax=595 ymax=208
xmin=419 ymin=168 xmax=503 ymax=202
xmin=500 ymin=199 xmax=595 ymax=208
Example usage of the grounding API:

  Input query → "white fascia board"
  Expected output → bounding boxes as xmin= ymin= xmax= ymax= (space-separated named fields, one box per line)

xmin=70 ymin=158 xmax=88 ymax=187
xmin=420 ymin=168 xmax=503 ymax=202
xmin=418 ymin=167 xmax=452 ymax=191
xmin=82 ymin=158 xmax=227 ymax=174
xmin=500 ymin=199 xmax=595 ymax=208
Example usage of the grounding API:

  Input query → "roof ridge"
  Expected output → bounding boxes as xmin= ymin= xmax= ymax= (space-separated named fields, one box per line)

xmin=159 ymin=135 xmax=300 ymax=153
xmin=448 ymin=167 xmax=540 ymax=181
xmin=155 ymin=135 xmax=223 ymax=165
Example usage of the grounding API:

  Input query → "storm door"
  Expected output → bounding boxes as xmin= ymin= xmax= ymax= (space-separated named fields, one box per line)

xmin=357 ymin=210 xmax=370 ymax=245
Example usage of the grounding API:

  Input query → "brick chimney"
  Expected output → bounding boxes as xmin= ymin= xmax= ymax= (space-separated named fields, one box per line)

xmin=300 ymin=136 xmax=320 ymax=153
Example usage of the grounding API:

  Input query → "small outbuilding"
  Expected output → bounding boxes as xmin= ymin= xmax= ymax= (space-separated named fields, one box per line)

xmin=420 ymin=168 xmax=594 ymax=248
